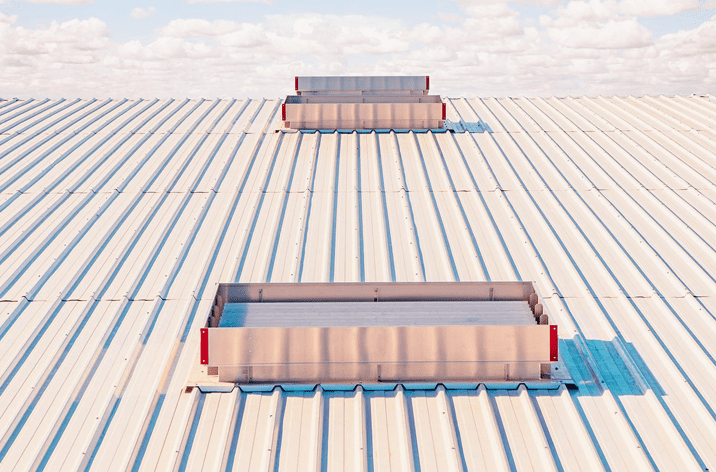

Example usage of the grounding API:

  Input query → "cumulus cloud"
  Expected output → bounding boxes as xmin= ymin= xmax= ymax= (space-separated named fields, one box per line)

xmin=616 ymin=0 xmax=701 ymax=17
xmin=453 ymin=0 xmax=563 ymax=5
xmin=659 ymin=15 xmax=716 ymax=56
xmin=545 ymin=0 xmax=703 ymax=26
xmin=1 ymin=17 xmax=109 ymax=55
xmin=548 ymin=18 xmax=652 ymax=48
xmin=186 ymin=0 xmax=273 ymax=4
xmin=0 ymin=13 xmax=18 ymax=24
xmin=130 ymin=7 xmax=156 ymax=20
xmin=453 ymin=2 xmax=520 ymax=19
xmin=160 ymin=18 xmax=244 ymax=37
xmin=25 ymin=0 xmax=93 ymax=4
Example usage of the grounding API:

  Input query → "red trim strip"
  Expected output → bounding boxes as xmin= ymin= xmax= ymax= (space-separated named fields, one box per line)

xmin=200 ymin=328 xmax=209 ymax=365
xmin=426 ymin=76 xmax=430 ymax=91
xmin=442 ymin=102 xmax=446 ymax=120
xmin=282 ymin=103 xmax=286 ymax=121
xmin=550 ymin=325 xmax=558 ymax=362
xmin=295 ymin=76 xmax=299 ymax=91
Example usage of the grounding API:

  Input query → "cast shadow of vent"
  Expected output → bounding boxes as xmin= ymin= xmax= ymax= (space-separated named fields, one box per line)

xmin=559 ymin=337 xmax=665 ymax=397
xmin=445 ymin=119 xmax=493 ymax=133
xmin=194 ymin=338 xmax=668 ymax=472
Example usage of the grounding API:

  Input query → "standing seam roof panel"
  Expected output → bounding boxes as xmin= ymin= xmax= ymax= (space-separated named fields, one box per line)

xmin=0 ymin=96 xmax=715 ymax=471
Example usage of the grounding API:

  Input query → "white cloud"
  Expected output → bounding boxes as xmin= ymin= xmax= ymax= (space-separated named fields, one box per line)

xmin=25 ymin=0 xmax=93 ymax=4
xmin=0 ymin=17 xmax=109 ymax=65
xmin=659 ymin=15 xmax=716 ymax=56
xmin=617 ymin=0 xmax=701 ymax=17
xmin=0 ymin=13 xmax=18 ymax=24
xmin=1 ymin=7 xmax=716 ymax=99
xmin=160 ymin=18 xmax=243 ymax=37
xmin=186 ymin=0 xmax=273 ymax=4
xmin=454 ymin=2 xmax=520 ymax=19
xmin=549 ymin=18 xmax=652 ymax=49
xmin=541 ymin=1 xmax=614 ymax=27
xmin=453 ymin=0 xmax=562 ymax=5
xmin=545 ymin=0 xmax=704 ymax=26
xmin=130 ymin=7 xmax=156 ymax=20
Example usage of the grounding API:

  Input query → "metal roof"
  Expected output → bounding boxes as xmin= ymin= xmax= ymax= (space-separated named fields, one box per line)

xmin=0 ymin=94 xmax=715 ymax=471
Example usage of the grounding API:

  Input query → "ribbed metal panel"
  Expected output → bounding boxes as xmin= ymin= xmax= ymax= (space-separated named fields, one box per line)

xmin=217 ymin=301 xmax=535 ymax=327
xmin=0 ymin=95 xmax=715 ymax=471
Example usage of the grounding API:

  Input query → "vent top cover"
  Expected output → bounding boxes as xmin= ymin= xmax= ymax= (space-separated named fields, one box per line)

xmin=295 ymin=75 xmax=430 ymax=95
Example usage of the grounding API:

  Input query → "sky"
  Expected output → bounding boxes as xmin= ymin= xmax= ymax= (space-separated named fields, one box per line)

xmin=0 ymin=0 xmax=715 ymax=98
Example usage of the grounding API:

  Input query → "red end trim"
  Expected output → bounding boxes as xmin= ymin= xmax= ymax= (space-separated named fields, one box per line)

xmin=442 ymin=102 xmax=446 ymax=120
xmin=200 ymin=328 xmax=209 ymax=365
xmin=426 ymin=76 xmax=430 ymax=91
xmin=282 ymin=103 xmax=286 ymax=121
xmin=295 ymin=76 xmax=299 ymax=91
xmin=550 ymin=325 xmax=558 ymax=362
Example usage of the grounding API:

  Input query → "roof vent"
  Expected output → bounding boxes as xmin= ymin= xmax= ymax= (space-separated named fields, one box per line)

xmin=200 ymin=282 xmax=558 ymax=384
xmin=282 ymin=76 xmax=446 ymax=130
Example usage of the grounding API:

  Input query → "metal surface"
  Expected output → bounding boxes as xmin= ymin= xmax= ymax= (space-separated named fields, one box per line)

xmin=207 ymin=282 xmax=557 ymax=384
xmin=217 ymin=301 xmax=537 ymax=327
xmin=0 ymin=94 xmax=715 ymax=471
xmin=296 ymin=76 xmax=429 ymax=94
xmin=209 ymin=324 xmax=552 ymax=382
xmin=286 ymin=95 xmax=440 ymax=104
xmin=205 ymin=282 xmax=552 ymax=383
xmin=215 ymin=281 xmax=538 ymax=304
xmin=283 ymin=100 xmax=444 ymax=130
xmin=286 ymin=76 xmax=443 ymax=130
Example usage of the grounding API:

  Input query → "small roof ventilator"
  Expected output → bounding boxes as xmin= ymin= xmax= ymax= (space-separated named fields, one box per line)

xmin=282 ymin=76 xmax=446 ymax=130
xmin=197 ymin=282 xmax=561 ymax=386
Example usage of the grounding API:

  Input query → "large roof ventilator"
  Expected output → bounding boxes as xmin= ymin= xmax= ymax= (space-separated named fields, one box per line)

xmin=282 ymin=76 xmax=446 ymax=130
xmin=200 ymin=282 xmax=560 ymax=384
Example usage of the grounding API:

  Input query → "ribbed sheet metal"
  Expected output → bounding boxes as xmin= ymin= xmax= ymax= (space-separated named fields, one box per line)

xmin=218 ymin=301 xmax=536 ymax=327
xmin=0 ymin=94 xmax=715 ymax=471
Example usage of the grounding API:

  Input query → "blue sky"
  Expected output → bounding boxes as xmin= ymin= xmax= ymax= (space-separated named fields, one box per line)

xmin=1 ymin=0 xmax=715 ymax=98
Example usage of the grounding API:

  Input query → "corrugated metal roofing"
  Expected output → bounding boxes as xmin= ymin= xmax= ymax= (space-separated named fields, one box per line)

xmin=0 ymin=94 xmax=715 ymax=471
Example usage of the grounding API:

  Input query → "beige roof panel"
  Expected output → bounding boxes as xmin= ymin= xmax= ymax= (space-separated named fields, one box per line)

xmin=0 ymin=95 xmax=715 ymax=471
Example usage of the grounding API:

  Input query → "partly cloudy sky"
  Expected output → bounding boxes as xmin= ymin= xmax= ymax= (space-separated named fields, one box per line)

xmin=1 ymin=0 xmax=715 ymax=98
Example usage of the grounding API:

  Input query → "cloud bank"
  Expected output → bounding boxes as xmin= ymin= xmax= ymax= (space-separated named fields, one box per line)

xmin=0 ymin=0 xmax=715 ymax=98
